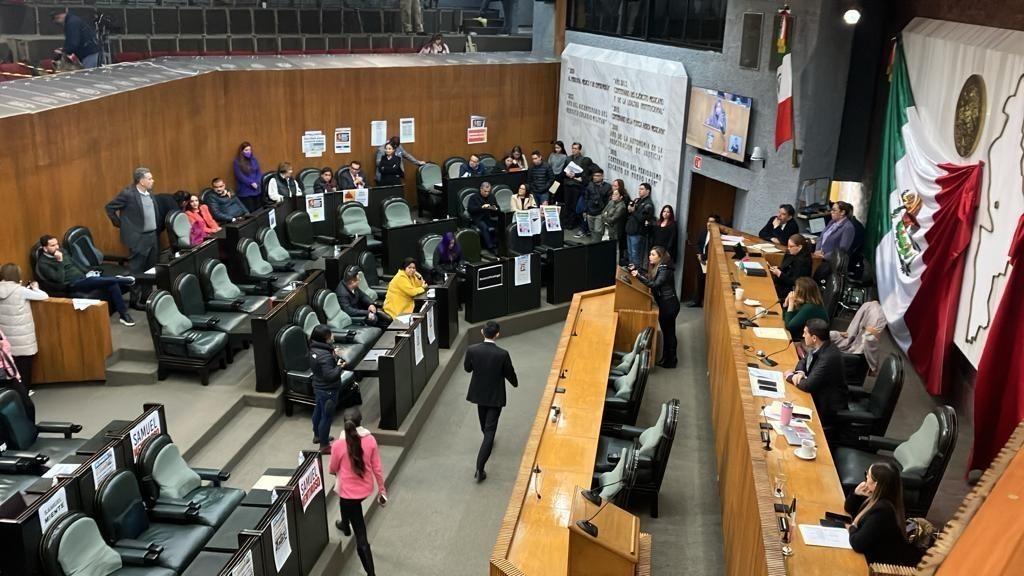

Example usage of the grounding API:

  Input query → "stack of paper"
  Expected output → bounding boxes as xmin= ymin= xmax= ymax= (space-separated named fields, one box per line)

xmin=721 ymin=234 xmax=746 ymax=246
xmin=747 ymin=367 xmax=785 ymax=398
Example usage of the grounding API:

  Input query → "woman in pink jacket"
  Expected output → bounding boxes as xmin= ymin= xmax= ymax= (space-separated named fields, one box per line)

xmin=329 ymin=407 xmax=386 ymax=576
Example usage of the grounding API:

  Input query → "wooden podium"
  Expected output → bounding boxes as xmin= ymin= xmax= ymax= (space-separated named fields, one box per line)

xmin=567 ymin=487 xmax=642 ymax=576
xmin=614 ymin=268 xmax=654 ymax=311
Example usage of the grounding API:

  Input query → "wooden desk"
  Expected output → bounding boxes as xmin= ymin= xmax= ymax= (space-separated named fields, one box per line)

xmin=723 ymin=226 xmax=824 ymax=273
xmin=492 ymin=288 xmax=653 ymax=575
xmin=30 ymin=298 xmax=112 ymax=384
xmin=704 ymin=224 xmax=866 ymax=576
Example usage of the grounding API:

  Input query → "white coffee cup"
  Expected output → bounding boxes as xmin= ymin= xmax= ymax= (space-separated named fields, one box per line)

xmin=800 ymin=439 xmax=817 ymax=458
xmin=735 ymin=287 xmax=745 ymax=302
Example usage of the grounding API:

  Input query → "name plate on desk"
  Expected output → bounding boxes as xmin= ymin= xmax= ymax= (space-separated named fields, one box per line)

xmin=476 ymin=264 xmax=504 ymax=290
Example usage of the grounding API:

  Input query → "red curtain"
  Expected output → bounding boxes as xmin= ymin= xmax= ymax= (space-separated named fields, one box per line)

xmin=969 ymin=213 xmax=1024 ymax=471
xmin=902 ymin=162 xmax=983 ymax=395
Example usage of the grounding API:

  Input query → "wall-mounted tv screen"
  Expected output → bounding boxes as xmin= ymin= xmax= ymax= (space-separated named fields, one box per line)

xmin=685 ymin=88 xmax=753 ymax=162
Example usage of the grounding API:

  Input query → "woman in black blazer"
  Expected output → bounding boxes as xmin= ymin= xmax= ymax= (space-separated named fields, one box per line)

xmin=376 ymin=142 xmax=405 ymax=186
xmin=844 ymin=461 xmax=924 ymax=566
xmin=631 ymin=246 xmax=679 ymax=369
xmin=650 ymin=205 xmax=679 ymax=262
xmin=770 ymin=233 xmax=813 ymax=299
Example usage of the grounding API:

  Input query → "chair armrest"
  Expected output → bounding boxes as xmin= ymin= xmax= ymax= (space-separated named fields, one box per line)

xmin=604 ymin=396 xmax=629 ymax=409
xmin=848 ymin=385 xmax=870 ymax=399
xmin=315 ymin=235 xmax=339 ymax=245
xmin=269 ymin=261 xmax=294 ymax=272
xmin=0 ymin=454 xmax=48 ymax=474
xmin=835 ymin=410 xmax=875 ymax=424
xmin=238 ymin=283 xmax=263 ymax=295
xmin=188 ymin=316 xmax=220 ymax=330
xmin=287 ymin=248 xmax=312 ymax=259
xmin=598 ymin=423 xmax=645 ymax=439
xmin=900 ymin=474 xmax=925 ymax=489
xmin=193 ymin=467 xmax=230 ymax=486
xmin=247 ymin=272 xmax=278 ymax=282
xmin=150 ymin=502 xmax=201 ymax=523
xmin=118 ymin=545 xmax=161 ymax=567
xmin=207 ymin=298 xmax=245 ymax=312
xmin=103 ymin=253 xmax=131 ymax=265
xmin=115 ymin=538 xmax=162 ymax=553
xmin=36 ymin=421 xmax=83 ymax=437
xmin=862 ymin=435 xmax=902 ymax=452
xmin=161 ymin=333 xmax=198 ymax=346
xmin=156 ymin=496 xmax=197 ymax=508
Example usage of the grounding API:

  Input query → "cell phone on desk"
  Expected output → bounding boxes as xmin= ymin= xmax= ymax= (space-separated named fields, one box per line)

xmin=824 ymin=511 xmax=852 ymax=524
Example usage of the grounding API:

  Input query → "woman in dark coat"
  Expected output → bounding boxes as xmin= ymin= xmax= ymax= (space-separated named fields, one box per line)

xmin=650 ymin=205 xmax=679 ymax=262
xmin=376 ymin=142 xmax=405 ymax=186
xmin=770 ymin=233 xmax=813 ymax=299
xmin=630 ymin=246 xmax=679 ymax=368
xmin=309 ymin=324 xmax=349 ymax=453
xmin=844 ymin=461 xmax=924 ymax=566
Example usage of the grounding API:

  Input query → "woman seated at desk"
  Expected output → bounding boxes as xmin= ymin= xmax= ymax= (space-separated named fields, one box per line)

xmin=511 ymin=184 xmax=538 ymax=211
xmin=433 ymin=232 xmax=463 ymax=282
xmin=383 ymin=257 xmax=428 ymax=318
xmin=783 ymin=277 xmax=829 ymax=341
xmin=845 ymin=461 xmax=925 ymax=566
xmin=769 ymin=233 xmax=812 ymax=299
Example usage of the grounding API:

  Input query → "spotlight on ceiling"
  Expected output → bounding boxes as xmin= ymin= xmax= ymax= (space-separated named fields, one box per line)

xmin=843 ymin=8 xmax=861 ymax=25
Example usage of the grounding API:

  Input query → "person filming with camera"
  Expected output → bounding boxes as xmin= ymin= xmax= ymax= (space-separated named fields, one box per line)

xmin=51 ymin=9 xmax=101 ymax=69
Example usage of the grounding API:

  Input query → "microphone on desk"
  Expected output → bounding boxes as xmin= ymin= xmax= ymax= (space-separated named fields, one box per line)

xmin=759 ymin=404 xmax=773 ymax=451
xmin=532 ymin=465 xmax=543 ymax=500
xmin=578 ymin=475 xmax=632 ymax=538
xmin=756 ymin=341 xmax=794 ymax=368
xmin=739 ymin=298 xmax=782 ymax=329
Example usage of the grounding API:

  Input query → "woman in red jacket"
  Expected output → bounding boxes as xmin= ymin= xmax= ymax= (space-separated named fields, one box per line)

xmin=185 ymin=193 xmax=221 ymax=237
xmin=329 ymin=407 xmax=387 ymax=576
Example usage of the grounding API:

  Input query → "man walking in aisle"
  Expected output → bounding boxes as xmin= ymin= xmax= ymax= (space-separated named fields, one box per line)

xmin=464 ymin=321 xmax=518 ymax=482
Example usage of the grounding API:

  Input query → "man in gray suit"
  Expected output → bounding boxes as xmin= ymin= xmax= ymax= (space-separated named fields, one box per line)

xmin=464 ymin=321 xmax=518 ymax=482
xmin=105 ymin=167 xmax=162 ymax=306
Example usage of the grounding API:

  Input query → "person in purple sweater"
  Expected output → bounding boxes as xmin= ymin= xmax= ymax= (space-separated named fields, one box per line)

xmin=815 ymin=201 xmax=856 ymax=258
xmin=233 ymin=141 xmax=263 ymax=212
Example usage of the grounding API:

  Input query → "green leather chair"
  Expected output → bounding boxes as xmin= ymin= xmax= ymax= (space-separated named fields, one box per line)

xmin=0 ymin=388 xmax=83 ymax=464
xmin=381 ymin=197 xmax=414 ymax=228
xmin=337 ymin=202 xmax=381 ymax=250
xmin=280 ymin=212 xmax=336 ymax=261
xmin=275 ymin=323 xmax=358 ymax=416
xmin=172 ymin=273 xmax=251 ymax=354
xmin=40 ymin=512 xmax=176 ymax=576
xmin=610 ymin=327 xmax=653 ymax=377
xmin=198 ymin=259 xmax=271 ymax=315
xmin=236 ymin=238 xmax=303 ymax=293
xmin=165 ymin=211 xmax=193 ymax=251
xmin=257 ymin=225 xmax=313 ymax=274
xmin=604 ymin=350 xmax=651 ymax=426
xmin=146 ymin=290 xmax=229 ymax=386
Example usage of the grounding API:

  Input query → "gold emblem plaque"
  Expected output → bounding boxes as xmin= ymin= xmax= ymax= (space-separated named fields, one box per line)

xmin=954 ymin=74 xmax=986 ymax=157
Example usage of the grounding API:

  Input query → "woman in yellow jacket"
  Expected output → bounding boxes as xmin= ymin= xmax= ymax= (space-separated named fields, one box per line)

xmin=383 ymin=257 xmax=428 ymax=318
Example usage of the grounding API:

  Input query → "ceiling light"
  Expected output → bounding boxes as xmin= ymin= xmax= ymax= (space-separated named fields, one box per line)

xmin=843 ymin=9 xmax=861 ymax=25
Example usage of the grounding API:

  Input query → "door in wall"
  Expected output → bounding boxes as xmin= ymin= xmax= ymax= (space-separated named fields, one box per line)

xmin=681 ymin=173 xmax=736 ymax=302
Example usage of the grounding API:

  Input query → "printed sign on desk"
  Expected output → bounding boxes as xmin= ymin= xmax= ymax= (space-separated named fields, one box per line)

xmin=38 ymin=487 xmax=68 ymax=534
xmin=426 ymin=305 xmax=436 ymax=344
xmin=130 ymin=411 xmax=161 ymax=462
xmin=91 ymin=447 xmax=117 ymax=490
xmin=231 ymin=549 xmax=255 ymax=576
xmin=515 ymin=211 xmax=532 ymax=236
xmin=305 ymin=193 xmax=326 ymax=223
xmin=543 ymin=205 xmax=562 ymax=231
xmin=515 ymin=254 xmax=532 ymax=286
xmin=271 ymin=505 xmax=292 ymax=571
xmin=297 ymin=462 xmax=323 ymax=512
xmin=476 ymin=264 xmax=504 ymax=290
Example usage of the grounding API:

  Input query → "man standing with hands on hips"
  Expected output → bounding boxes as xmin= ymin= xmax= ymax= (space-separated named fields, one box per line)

xmin=106 ymin=167 xmax=162 ymax=308
xmin=464 ymin=321 xmax=518 ymax=482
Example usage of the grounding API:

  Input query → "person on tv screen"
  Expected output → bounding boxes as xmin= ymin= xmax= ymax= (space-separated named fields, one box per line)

xmin=705 ymin=99 xmax=727 ymax=133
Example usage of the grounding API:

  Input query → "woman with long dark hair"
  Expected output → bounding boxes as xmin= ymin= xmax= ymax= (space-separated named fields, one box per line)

xmin=844 ymin=461 xmax=923 ymax=566
xmin=376 ymin=142 xmax=405 ymax=186
xmin=783 ymin=276 xmax=829 ymax=341
xmin=329 ymin=407 xmax=387 ymax=576
xmin=510 ymin=145 xmax=527 ymax=170
xmin=650 ymin=205 xmax=678 ymax=262
xmin=770 ymin=233 xmax=813 ymax=299
xmin=548 ymin=141 xmax=568 ymax=176
xmin=630 ymin=246 xmax=680 ymax=368
xmin=233 ymin=141 xmax=262 ymax=212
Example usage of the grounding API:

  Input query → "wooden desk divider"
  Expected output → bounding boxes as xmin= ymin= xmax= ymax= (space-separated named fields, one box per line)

xmin=613 ymin=268 xmax=653 ymax=312
xmin=567 ymin=487 xmax=640 ymax=576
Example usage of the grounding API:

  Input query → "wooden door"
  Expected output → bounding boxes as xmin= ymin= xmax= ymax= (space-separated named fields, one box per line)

xmin=681 ymin=173 xmax=736 ymax=301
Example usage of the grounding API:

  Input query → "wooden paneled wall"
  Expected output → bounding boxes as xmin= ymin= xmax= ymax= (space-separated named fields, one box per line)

xmin=0 ymin=62 xmax=560 ymax=276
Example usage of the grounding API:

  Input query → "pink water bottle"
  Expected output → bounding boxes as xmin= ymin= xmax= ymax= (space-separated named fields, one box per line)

xmin=780 ymin=401 xmax=794 ymax=426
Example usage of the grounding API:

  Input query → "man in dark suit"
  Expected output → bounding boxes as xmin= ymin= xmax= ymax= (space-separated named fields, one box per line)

xmin=787 ymin=318 xmax=848 ymax=441
xmin=687 ymin=214 xmax=722 ymax=307
xmin=105 ymin=167 xmax=163 ymax=307
xmin=464 ymin=321 xmax=518 ymax=482
xmin=758 ymin=204 xmax=800 ymax=246
xmin=336 ymin=269 xmax=392 ymax=328
xmin=338 ymin=160 xmax=368 ymax=190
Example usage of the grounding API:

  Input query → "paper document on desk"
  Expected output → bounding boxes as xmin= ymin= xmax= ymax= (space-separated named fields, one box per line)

xmin=72 ymin=298 xmax=103 ymax=311
xmin=752 ymin=327 xmax=791 ymax=340
xmin=363 ymin=349 xmax=387 ymax=362
xmin=798 ymin=525 xmax=852 ymax=549
xmin=720 ymin=234 xmax=745 ymax=246
xmin=748 ymin=367 xmax=785 ymax=398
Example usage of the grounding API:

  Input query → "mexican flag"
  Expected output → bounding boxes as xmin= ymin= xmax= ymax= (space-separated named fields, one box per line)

xmin=774 ymin=7 xmax=794 ymax=150
xmin=866 ymin=42 xmax=983 ymax=395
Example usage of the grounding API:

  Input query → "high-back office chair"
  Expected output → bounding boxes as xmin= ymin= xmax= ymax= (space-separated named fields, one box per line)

xmin=337 ymin=201 xmax=382 ymax=249
xmin=260 ymin=172 xmax=275 ymax=198
xmin=505 ymin=223 xmax=534 ymax=257
xmin=172 ymin=273 xmax=252 ymax=352
xmin=283 ymin=211 xmax=336 ymax=260
xmin=63 ymin=226 xmax=129 ymax=277
xmin=274 ymin=323 xmax=358 ymax=416
xmin=165 ymin=211 xmax=193 ymax=250
xmin=146 ymin=290 xmax=230 ymax=385
xmin=137 ymin=434 xmax=241 ymax=528
xmin=298 ymin=167 xmax=320 ymax=192
xmin=604 ymin=350 xmax=651 ymax=426
xmin=311 ymin=289 xmax=383 ymax=345
xmin=292 ymin=305 xmax=318 ymax=339
xmin=593 ymin=446 xmax=639 ymax=506
xmin=416 ymin=162 xmax=445 ymax=218
xmin=818 ymin=263 xmax=845 ymax=322
xmin=834 ymin=405 xmax=958 ymax=517
xmin=40 ymin=512 xmax=178 ymax=576
xmin=93 ymin=470 xmax=214 ymax=573
xmin=257 ymin=226 xmax=312 ymax=273
xmin=381 ymin=197 xmax=414 ymax=228
xmin=418 ymin=234 xmax=443 ymax=277
xmin=455 ymin=228 xmax=483 ymax=263
xmin=835 ymin=353 xmax=904 ymax=443
xmin=197 ymin=259 xmax=271 ymax=315
xmin=29 ymin=244 xmax=110 ymax=302
xmin=335 ymin=166 xmax=350 ymax=182
xmin=443 ymin=156 xmax=467 ymax=179
xmin=610 ymin=327 xmax=653 ymax=377
xmin=0 ymin=389 xmax=83 ymax=463
xmin=458 ymin=187 xmax=478 ymax=225
xmin=595 ymin=399 xmax=680 ymax=517
xmin=237 ymin=238 xmax=303 ymax=292
xmin=357 ymin=251 xmax=391 ymax=291
xmin=478 ymin=153 xmax=497 ymax=173
xmin=200 ymin=187 xmax=215 ymax=206
xmin=493 ymin=185 xmax=514 ymax=212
